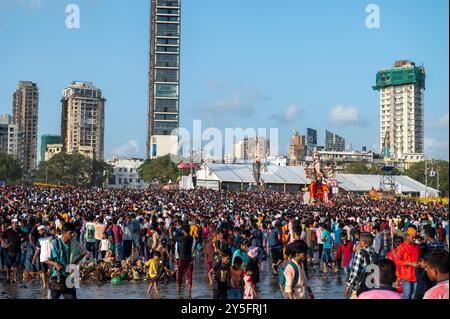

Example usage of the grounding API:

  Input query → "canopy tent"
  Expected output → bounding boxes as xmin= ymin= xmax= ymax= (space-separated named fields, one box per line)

xmin=195 ymin=164 xmax=439 ymax=197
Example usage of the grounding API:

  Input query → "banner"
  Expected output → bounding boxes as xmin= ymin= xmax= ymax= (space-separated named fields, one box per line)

xmin=328 ymin=179 xmax=338 ymax=188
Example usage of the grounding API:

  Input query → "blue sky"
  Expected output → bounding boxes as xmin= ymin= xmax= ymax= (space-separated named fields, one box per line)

xmin=0 ymin=0 xmax=448 ymax=160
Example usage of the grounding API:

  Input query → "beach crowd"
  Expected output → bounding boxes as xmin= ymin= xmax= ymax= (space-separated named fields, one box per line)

xmin=0 ymin=185 xmax=448 ymax=299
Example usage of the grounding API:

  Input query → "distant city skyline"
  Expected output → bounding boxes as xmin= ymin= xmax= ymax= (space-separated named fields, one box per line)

xmin=0 ymin=0 xmax=448 ymax=161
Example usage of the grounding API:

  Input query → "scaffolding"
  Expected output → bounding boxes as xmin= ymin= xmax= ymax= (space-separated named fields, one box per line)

xmin=373 ymin=64 xmax=426 ymax=91
xmin=380 ymin=166 xmax=396 ymax=192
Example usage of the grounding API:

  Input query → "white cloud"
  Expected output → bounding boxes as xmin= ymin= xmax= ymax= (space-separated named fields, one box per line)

xmin=328 ymin=105 xmax=361 ymax=126
xmin=270 ymin=104 xmax=301 ymax=124
xmin=202 ymin=88 xmax=268 ymax=117
xmin=425 ymin=137 xmax=448 ymax=151
xmin=111 ymin=140 xmax=140 ymax=158
xmin=427 ymin=112 xmax=449 ymax=130
xmin=425 ymin=137 xmax=449 ymax=160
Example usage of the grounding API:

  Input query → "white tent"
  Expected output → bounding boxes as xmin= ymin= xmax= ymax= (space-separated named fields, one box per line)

xmin=195 ymin=163 xmax=439 ymax=197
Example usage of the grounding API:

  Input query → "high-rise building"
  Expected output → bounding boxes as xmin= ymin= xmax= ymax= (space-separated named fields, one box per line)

xmin=12 ymin=81 xmax=39 ymax=173
xmin=0 ymin=114 xmax=19 ymax=157
xmin=148 ymin=0 xmax=181 ymax=159
xmin=61 ymin=82 xmax=105 ymax=161
xmin=324 ymin=130 xmax=345 ymax=152
xmin=373 ymin=60 xmax=425 ymax=160
xmin=306 ymin=128 xmax=317 ymax=156
xmin=234 ymin=137 xmax=270 ymax=163
xmin=41 ymin=135 xmax=62 ymax=162
xmin=289 ymin=129 xmax=306 ymax=166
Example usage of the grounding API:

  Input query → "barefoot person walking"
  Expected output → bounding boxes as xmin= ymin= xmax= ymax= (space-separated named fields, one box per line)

xmin=2 ymin=219 xmax=26 ymax=283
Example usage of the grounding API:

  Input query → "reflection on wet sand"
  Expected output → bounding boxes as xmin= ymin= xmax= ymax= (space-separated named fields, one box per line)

xmin=1 ymin=258 xmax=345 ymax=299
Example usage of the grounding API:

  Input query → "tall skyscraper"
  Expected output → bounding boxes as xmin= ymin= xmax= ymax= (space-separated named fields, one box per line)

xmin=61 ymin=82 xmax=105 ymax=161
xmin=324 ymin=130 xmax=345 ymax=152
xmin=148 ymin=0 xmax=181 ymax=159
xmin=373 ymin=60 xmax=425 ymax=160
xmin=41 ymin=134 xmax=62 ymax=162
xmin=289 ymin=129 xmax=306 ymax=165
xmin=12 ymin=81 xmax=39 ymax=173
xmin=306 ymin=128 xmax=317 ymax=156
xmin=0 ymin=114 xmax=19 ymax=157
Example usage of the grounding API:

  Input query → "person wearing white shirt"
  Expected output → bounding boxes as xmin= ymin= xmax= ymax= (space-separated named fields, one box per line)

xmin=316 ymin=226 xmax=324 ymax=263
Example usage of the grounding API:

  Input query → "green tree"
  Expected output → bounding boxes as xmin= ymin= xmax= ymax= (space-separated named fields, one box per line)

xmin=405 ymin=160 xmax=449 ymax=197
xmin=344 ymin=161 xmax=371 ymax=174
xmin=138 ymin=155 xmax=181 ymax=184
xmin=36 ymin=152 xmax=111 ymax=188
xmin=0 ymin=153 xmax=22 ymax=183
xmin=92 ymin=158 xmax=113 ymax=187
xmin=369 ymin=165 xmax=382 ymax=175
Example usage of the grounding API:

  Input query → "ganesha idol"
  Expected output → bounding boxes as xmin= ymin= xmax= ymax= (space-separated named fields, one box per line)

xmin=304 ymin=151 xmax=335 ymax=203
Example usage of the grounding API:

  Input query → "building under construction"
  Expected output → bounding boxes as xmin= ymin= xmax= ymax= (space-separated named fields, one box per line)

xmin=147 ymin=0 xmax=181 ymax=159
xmin=373 ymin=60 xmax=425 ymax=165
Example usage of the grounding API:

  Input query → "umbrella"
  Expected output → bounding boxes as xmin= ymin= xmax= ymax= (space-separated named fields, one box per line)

xmin=177 ymin=161 xmax=197 ymax=170
xmin=177 ymin=162 xmax=190 ymax=170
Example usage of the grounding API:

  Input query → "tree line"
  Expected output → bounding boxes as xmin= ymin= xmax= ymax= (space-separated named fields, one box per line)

xmin=1 ymin=153 xmax=448 ymax=196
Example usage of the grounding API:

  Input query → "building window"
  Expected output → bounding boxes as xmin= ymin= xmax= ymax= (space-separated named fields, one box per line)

xmin=155 ymin=84 xmax=178 ymax=97
xmin=118 ymin=178 xmax=122 ymax=184
xmin=155 ymin=114 xmax=178 ymax=121
xmin=155 ymin=99 xmax=178 ymax=113
xmin=155 ymin=53 xmax=179 ymax=67
xmin=156 ymin=38 xmax=179 ymax=45
xmin=155 ymin=69 xmax=179 ymax=82
xmin=154 ymin=121 xmax=178 ymax=135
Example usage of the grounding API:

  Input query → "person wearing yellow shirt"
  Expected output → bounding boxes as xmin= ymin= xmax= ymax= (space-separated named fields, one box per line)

xmin=146 ymin=251 xmax=161 ymax=295
xmin=257 ymin=215 xmax=263 ymax=226
xmin=282 ymin=223 xmax=290 ymax=246
xmin=190 ymin=223 xmax=199 ymax=239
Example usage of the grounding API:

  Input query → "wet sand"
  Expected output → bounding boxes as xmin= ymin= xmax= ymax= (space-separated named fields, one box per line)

xmin=0 ymin=257 xmax=345 ymax=299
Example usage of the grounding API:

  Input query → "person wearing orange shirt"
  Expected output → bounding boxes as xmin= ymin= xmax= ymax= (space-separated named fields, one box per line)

xmin=281 ymin=221 xmax=290 ymax=246
xmin=396 ymin=225 xmax=420 ymax=299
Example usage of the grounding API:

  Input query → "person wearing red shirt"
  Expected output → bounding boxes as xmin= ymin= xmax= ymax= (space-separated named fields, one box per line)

xmin=333 ymin=234 xmax=354 ymax=275
xmin=387 ymin=236 xmax=405 ymax=295
xmin=436 ymin=224 xmax=446 ymax=244
xmin=396 ymin=225 xmax=420 ymax=299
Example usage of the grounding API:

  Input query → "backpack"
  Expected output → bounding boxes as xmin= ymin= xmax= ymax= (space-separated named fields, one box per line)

xmin=85 ymin=223 xmax=95 ymax=242
xmin=278 ymin=261 xmax=299 ymax=293
xmin=268 ymin=229 xmax=281 ymax=248
xmin=356 ymin=250 xmax=379 ymax=296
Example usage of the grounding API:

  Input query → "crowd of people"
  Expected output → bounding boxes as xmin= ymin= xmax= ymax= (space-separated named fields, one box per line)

xmin=0 ymin=185 xmax=448 ymax=300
